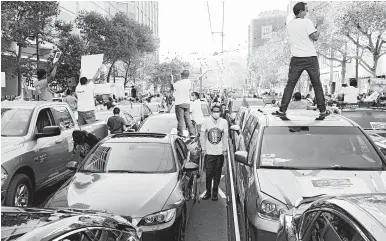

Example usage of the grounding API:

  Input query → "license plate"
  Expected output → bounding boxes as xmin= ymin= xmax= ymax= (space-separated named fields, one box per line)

xmin=370 ymin=122 xmax=386 ymax=129
xmin=345 ymin=104 xmax=359 ymax=109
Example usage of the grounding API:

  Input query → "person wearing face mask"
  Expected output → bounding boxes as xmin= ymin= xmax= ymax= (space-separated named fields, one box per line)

xmin=274 ymin=1 xmax=328 ymax=118
xmin=200 ymin=103 xmax=229 ymax=201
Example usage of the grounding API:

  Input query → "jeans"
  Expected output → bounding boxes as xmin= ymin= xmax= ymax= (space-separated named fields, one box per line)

xmin=205 ymin=155 xmax=225 ymax=195
xmin=175 ymin=103 xmax=195 ymax=136
xmin=280 ymin=56 xmax=326 ymax=112
xmin=78 ymin=110 xmax=96 ymax=125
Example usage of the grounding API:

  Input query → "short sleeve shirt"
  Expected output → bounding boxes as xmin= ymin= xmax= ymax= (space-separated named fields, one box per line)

xmin=107 ymin=115 xmax=126 ymax=134
xmin=33 ymin=78 xmax=53 ymax=101
xmin=287 ymin=18 xmax=317 ymax=57
xmin=202 ymin=118 xmax=228 ymax=155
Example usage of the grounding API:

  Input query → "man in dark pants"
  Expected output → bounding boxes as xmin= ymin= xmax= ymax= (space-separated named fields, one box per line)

xmin=171 ymin=69 xmax=195 ymax=138
xmin=200 ymin=103 xmax=229 ymax=201
xmin=275 ymin=2 xmax=328 ymax=117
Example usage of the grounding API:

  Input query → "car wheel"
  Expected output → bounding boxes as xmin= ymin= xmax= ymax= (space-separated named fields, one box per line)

xmin=171 ymin=208 xmax=187 ymax=241
xmin=5 ymin=173 xmax=33 ymax=207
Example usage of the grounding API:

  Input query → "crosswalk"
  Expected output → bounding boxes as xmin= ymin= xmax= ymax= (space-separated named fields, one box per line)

xmin=198 ymin=173 xmax=227 ymax=200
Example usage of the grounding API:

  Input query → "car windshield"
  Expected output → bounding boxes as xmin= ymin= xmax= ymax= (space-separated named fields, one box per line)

xmin=140 ymin=117 xmax=176 ymax=133
xmin=260 ymin=126 xmax=384 ymax=169
xmin=80 ymin=142 xmax=175 ymax=173
xmin=341 ymin=111 xmax=386 ymax=129
xmin=147 ymin=104 xmax=159 ymax=112
xmin=1 ymin=108 xmax=33 ymax=136
xmin=121 ymin=105 xmax=141 ymax=117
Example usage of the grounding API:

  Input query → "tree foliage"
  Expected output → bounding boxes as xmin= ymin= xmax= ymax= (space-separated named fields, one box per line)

xmin=1 ymin=1 xmax=59 ymax=95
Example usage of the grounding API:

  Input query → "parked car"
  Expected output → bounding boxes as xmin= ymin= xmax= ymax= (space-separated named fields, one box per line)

xmin=119 ymin=103 xmax=152 ymax=126
xmin=1 ymin=206 xmax=142 ymax=241
xmin=230 ymin=107 xmax=386 ymax=241
xmin=1 ymin=101 xmax=108 ymax=207
xmin=277 ymin=193 xmax=386 ymax=241
xmin=95 ymin=109 xmax=138 ymax=131
xmin=44 ymin=132 xmax=199 ymax=241
xmin=226 ymin=98 xmax=265 ymax=125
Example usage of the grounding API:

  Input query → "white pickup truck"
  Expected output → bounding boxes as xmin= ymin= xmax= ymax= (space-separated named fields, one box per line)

xmin=1 ymin=101 xmax=108 ymax=207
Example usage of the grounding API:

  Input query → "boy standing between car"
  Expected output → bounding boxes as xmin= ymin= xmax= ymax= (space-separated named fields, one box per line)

xmin=107 ymin=107 xmax=127 ymax=134
xmin=172 ymin=69 xmax=195 ymax=138
xmin=275 ymin=2 xmax=328 ymax=117
xmin=201 ymin=103 xmax=228 ymax=201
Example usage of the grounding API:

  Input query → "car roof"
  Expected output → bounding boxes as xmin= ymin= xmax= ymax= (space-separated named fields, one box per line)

xmin=250 ymin=107 xmax=357 ymax=127
xmin=146 ymin=113 xmax=175 ymax=120
xmin=341 ymin=107 xmax=386 ymax=112
xmin=1 ymin=101 xmax=67 ymax=109
xmin=104 ymin=132 xmax=172 ymax=144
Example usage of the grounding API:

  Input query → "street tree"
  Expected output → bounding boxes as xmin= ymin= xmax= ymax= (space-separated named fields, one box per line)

xmin=1 ymin=1 xmax=59 ymax=95
xmin=337 ymin=1 xmax=386 ymax=76
xmin=150 ymin=57 xmax=190 ymax=91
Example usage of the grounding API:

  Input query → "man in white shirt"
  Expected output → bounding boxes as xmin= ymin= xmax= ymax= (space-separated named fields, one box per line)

xmin=76 ymin=67 xmax=102 ymax=125
xmin=200 ymin=103 xmax=228 ymax=201
xmin=342 ymin=78 xmax=359 ymax=104
xmin=172 ymin=69 xmax=195 ymax=138
xmin=190 ymin=92 xmax=204 ymax=134
xmin=275 ymin=2 xmax=328 ymax=117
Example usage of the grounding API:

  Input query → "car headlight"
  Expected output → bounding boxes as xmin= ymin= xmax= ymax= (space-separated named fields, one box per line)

xmin=1 ymin=166 xmax=8 ymax=186
xmin=139 ymin=208 xmax=176 ymax=226
xmin=257 ymin=193 xmax=287 ymax=221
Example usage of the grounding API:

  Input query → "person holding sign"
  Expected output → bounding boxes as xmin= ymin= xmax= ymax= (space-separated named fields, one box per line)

xmin=34 ymin=51 xmax=61 ymax=101
xmin=76 ymin=67 xmax=102 ymax=125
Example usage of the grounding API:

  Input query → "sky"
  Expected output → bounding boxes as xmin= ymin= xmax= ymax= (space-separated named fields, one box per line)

xmin=158 ymin=0 xmax=289 ymax=61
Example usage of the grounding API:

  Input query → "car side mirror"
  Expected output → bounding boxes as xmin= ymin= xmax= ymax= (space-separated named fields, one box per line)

xmin=234 ymin=151 xmax=248 ymax=165
xmin=35 ymin=126 xmax=61 ymax=139
xmin=66 ymin=161 xmax=78 ymax=171
xmin=127 ymin=129 xmax=135 ymax=132
xmin=183 ymin=162 xmax=199 ymax=172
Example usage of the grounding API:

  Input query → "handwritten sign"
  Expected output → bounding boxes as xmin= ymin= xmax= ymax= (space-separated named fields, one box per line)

xmin=81 ymin=54 xmax=104 ymax=80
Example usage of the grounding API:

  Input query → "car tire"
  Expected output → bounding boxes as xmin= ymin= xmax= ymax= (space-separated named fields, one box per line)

xmin=5 ymin=173 xmax=33 ymax=207
xmin=171 ymin=207 xmax=187 ymax=241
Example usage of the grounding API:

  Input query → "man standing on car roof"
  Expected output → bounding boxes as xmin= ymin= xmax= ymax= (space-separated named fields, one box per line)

xmin=201 ymin=103 xmax=229 ymax=201
xmin=274 ymin=2 xmax=328 ymax=117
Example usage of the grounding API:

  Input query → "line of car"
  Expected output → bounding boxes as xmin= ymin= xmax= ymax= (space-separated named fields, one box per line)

xmin=2 ymin=99 xmax=209 ymax=241
xmin=225 ymin=98 xmax=386 ymax=241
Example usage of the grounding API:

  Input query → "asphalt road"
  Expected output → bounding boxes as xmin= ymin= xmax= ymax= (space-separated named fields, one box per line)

xmin=185 ymin=164 xmax=229 ymax=241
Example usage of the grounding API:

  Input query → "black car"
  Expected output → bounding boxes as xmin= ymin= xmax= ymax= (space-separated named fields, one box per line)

xmin=44 ymin=132 xmax=199 ymax=241
xmin=1 ymin=206 xmax=142 ymax=241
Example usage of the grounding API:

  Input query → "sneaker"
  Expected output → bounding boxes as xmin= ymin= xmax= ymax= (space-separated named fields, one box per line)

xmin=190 ymin=135 xmax=196 ymax=139
xmin=315 ymin=111 xmax=330 ymax=120
xmin=212 ymin=193 xmax=218 ymax=201
xmin=272 ymin=109 xmax=286 ymax=116
xmin=202 ymin=192 xmax=211 ymax=200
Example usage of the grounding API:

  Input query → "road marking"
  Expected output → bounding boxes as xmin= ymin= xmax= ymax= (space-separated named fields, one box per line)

xmin=227 ymin=143 xmax=241 ymax=241
xmin=200 ymin=190 xmax=207 ymax=198
xmin=221 ymin=174 xmax=225 ymax=180
xmin=218 ymin=188 xmax=226 ymax=199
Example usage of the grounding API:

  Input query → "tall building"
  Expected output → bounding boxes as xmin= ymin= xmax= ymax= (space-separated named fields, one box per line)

xmin=248 ymin=15 xmax=286 ymax=58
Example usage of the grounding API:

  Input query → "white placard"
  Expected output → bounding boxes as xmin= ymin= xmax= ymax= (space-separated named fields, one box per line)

xmin=80 ymin=54 xmax=104 ymax=79
xmin=261 ymin=25 xmax=272 ymax=39
xmin=1 ymin=72 xmax=5 ymax=87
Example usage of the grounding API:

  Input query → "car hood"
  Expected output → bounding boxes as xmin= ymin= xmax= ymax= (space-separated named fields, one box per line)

xmin=1 ymin=137 xmax=25 ymax=155
xmin=46 ymin=172 xmax=178 ymax=218
xmin=257 ymin=169 xmax=386 ymax=206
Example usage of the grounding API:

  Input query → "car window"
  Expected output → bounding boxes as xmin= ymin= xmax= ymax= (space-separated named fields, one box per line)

xmin=147 ymin=104 xmax=159 ymax=113
xmin=51 ymin=106 xmax=75 ymax=131
xmin=341 ymin=111 xmax=386 ymax=129
xmin=1 ymin=108 xmax=32 ymax=136
xmin=139 ymin=117 xmax=177 ymax=134
xmin=57 ymin=231 xmax=92 ymax=241
xmin=243 ymin=116 xmax=258 ymax=150
xmin=304 ymin=212 xmax=365 ymax=241
xmin=35 ymin=108 xmax=55 ymax=133
xmin=144 ymin=105 xmax=152 ymax=115
xmin=175 ymin=140 xmax=186 ymax=165
xmin=88 ymin=228 xmax=119 ymax=241
xmin=80 ymin=142 xmax=176 ymax=173
xmin=260 ymin=126 xmax=384 ymax=169
xmin=120 ymin=105 xmax=141 ymax=117
xmin=176 ymin=139 xmax=188 ymax=159
xmin=247 ymin=123 xmax=260 ymax=165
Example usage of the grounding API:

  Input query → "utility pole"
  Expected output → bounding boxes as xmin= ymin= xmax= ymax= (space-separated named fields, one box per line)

xmin=355 ymin=36 xmax=359 ymax=82
xmin=200 ymin=66 xmax=203 ymax=94
xmin=207 ymin=1 xmax=225 ymax=53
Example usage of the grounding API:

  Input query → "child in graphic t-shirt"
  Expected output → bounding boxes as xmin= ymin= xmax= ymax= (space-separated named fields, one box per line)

xmin=200 ymin=103 xmax=228 ymax=201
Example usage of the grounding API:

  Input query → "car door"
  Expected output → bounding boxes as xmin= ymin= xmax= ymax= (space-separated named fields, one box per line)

xmin=302 ymin=211 xmax=367 ymax=241
xmin=50 ymin=105 xmax=76 ymax=179
xmin=32 ymin=107 xmax=65 ymax=188
xmin=143 ymin=105 xmax=152 ymax=119
xmin=237 ymin=117 xmax=259 ymax=205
